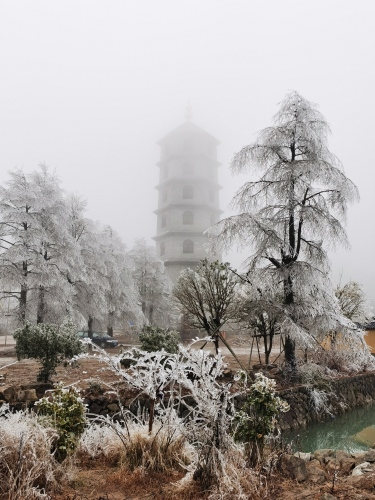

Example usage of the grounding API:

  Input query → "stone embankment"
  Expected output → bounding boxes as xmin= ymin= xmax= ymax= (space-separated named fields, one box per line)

xmin=282 ymin=448 xmax=375 ymax=499
xmin=277 ymin=372 xmax=375 ymax=431
xmin=2 ymin=371 xmax=375 ymax=432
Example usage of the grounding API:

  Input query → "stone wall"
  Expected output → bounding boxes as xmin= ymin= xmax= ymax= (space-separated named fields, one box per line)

xmin=277 ymin=372 xmax=375 ymax=431
xmin=2 ymin=371 xmax=375 ymax=433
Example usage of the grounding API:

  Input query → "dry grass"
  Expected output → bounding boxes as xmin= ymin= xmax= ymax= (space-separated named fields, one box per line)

xmin=0 ymin=405 xmax=64 ymax=500
xmin=78 ymin=420 xmax=193 ymax=474
xmin=122 ymin=428 xmax=191 ymax=472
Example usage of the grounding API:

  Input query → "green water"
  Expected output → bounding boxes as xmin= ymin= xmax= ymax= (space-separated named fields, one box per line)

xmin=283 ymin=403 xmax=375 ymax=453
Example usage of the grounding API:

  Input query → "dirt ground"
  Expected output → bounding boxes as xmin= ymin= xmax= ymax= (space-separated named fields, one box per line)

xmin=0 ymin=332 xmax=281 ymax=389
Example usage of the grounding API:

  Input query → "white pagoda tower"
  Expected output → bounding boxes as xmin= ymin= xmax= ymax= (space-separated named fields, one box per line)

xmin=153 ymin=108 xmax=222 ymax=283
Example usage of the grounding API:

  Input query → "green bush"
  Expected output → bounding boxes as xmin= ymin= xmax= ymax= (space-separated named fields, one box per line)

xmin=235 ymin=373 xmax=289 ymax=465
xmin=139 ymin=325 xmax=179 ymax=354
xmin=36 ymin=384 xmax=87 ymax=462
xmin=14 ymin=321 xmax=83 ymax=382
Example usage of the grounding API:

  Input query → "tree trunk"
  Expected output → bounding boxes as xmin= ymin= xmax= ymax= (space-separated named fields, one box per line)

xmin=148 ymin=398 xmax=155 ymax=434
xmin=213 ymin=333 xmax=219 ymax=355
xmin=284 ymin=335 xmax=296 ymax=371
xmin=20 ymin=284 xmax=27 ymax=323
xmin=107 ymin=311 xmax=114 ymax=337
xmin=88 ymin=316 xmax=93 ymax=339
xmin=284 ymin=275 xmax=297 ymax=374
xmin=19 ymin=261 xmax=28 ymax=323
xmin=37 ymin=286 xmax=45 ymax=324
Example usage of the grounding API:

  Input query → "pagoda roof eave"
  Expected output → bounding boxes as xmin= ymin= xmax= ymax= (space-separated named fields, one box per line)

xmin=157 ymin=121 xmax=220 ymax=146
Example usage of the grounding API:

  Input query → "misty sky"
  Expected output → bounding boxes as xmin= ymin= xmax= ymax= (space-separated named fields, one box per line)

xmin=0 ymin=1 xmax=374 ymax=306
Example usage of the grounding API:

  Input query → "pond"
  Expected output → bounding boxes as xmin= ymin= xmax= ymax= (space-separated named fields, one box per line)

xmin=283 ymin=403 xmax=375 ymax=453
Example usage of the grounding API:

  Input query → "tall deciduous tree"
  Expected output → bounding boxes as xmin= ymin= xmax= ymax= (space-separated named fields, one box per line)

xmin=128 ymin=238 xmax=174 ymax=328
xmin=100 ymin=226 xmax=143 ymax=335
xmin=173 ymin=259 xmax=241 ymax=359
xmin=209 ymin=91 xmax=363 ymax=371
xmin=0 ymin=166 xmax=78 ymax=324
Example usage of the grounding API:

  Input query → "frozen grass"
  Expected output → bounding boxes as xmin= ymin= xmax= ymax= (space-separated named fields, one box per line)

xmin=0 ymin=405 xmax=63 ymax=500
xmin=78 ymin=419 xmax=194 ymax=473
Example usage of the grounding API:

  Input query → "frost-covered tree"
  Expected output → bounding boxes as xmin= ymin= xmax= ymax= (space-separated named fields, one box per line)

xmin=209 ymin=91 xmax=362 ymax=371
xmin=70 ymin=220 xmax=143 ymax=335
xmin=335 ymin=281 xmax=372 ymax=323
xmin=128 ymin=238 xmax=174 ymax=328
xmin=0 ymin=166 xmax=78 ymax=324
xmin=71 ymin=220 xmax=117 ymax=335
xmin=238 ymin=271 xmax=283 ymax=365
xmin=174 ymin=259 xmax=241 ymax=358
xmin=100 ymin=226 xmax=143 ymax=335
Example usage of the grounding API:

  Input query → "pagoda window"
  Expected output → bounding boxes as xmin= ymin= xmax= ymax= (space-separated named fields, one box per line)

xmin=160 ymin=242 xmax=165 ymax=256
xmin=183 ymin=185 xmax=194 ymax=199
xmin=183 ymin=239 xmax=194 ymax=253
xmin=183 ymin=211 xmax=193 ymax=225
xmin=161 ymin=214 xmax=167 ymax=228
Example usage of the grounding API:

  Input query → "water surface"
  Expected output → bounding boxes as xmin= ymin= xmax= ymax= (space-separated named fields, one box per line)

xmin=283 ymin=403 xmax=375 ymax=453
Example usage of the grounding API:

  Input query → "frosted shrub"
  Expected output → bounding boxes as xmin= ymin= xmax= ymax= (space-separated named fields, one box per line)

xmin=298 ymin=360 xmax=337 ymax=386
xmin=309 ymin=387 xmax=334 ymax=417
xmin=235 ymin=373 xmax=289 ymax=466
xmin=0 ymin=404 xmax=62 ymax=499
xmin=311 ymin=329 xmax=375 ymax=374
xmin=139 ymin=325 xmax=179 ymax=354
xmin=35 ymin=384 xmax=87 ymax=462
xmin=76 ymin=340 xmax=265 ymax=494
xmin=14 ymin=321 xmax=82 ymax=382
xmin=176 ymin=345 xmax=243 ymax=490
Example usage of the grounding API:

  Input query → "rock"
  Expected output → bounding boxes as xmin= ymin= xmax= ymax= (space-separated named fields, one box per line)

xmin=107 ymin=403 xmax=120 ymax=412
xmin=222 ymin=368 xmax=233 ymax=378
xmin=17 ymin=389 xmax=37 ymax=402
xmin=351 ymin=462 xmax=373 ymax=476
xmin=89 ymin=403 xmax=102 ymax=414
xmin=340 ymin=457 xmax=356 ymax=474
xmin=281 ymin=454 xmax=308 ymax=482
xmin=268 ymin=367 xmax=280 ymax=377
xmin=306 ymin=462 xmax=326 ymax=484
xmin=320 ymin=493 xmax=337 ymax=500
xmin=313 ymin=449 xmax=335 ymax=463
xmin=335 ymin=450 xmax=351 ymax=461
xmin=2 ymin=386 xmax=16 ymax=402
xmin=324 ymin=451 xmax=355 ymax=473
xmin=352 ymin=451 xmax=367 ymax=465
xmin=364 ymin=449 xmax=375 ymax=462
xmin=21 ymin=383 xmax=53 ymax=399
xmin=346 ymin=471 xmax=375 ymax=491
xmin=294 ymin=451 xmax=311 ymax=461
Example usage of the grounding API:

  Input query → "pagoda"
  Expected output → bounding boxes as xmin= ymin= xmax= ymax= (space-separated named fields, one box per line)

xmin=153 ymin=107 xmax=222 ymax=283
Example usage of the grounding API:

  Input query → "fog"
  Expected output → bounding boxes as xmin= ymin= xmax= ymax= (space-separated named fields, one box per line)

xmin=0 ymin=1 xmax=374 ymax=305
